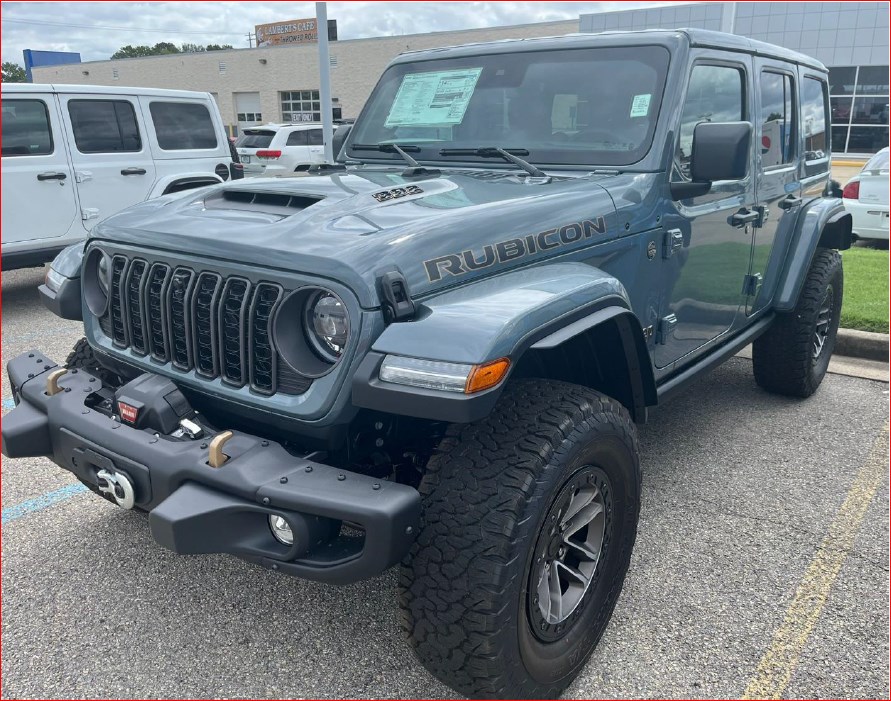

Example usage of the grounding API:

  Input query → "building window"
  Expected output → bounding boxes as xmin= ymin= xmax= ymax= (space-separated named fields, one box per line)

xmin=828 ymin=66 xmax=889 ymax=154
xmin=281 ymin=90 xmax=321 ymax=122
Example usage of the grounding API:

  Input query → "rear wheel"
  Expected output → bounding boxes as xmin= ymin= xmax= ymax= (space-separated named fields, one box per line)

xmin=752 ymin=248 xmax=843 ymax=397
xmin=399 ymin=379 xmax=641 ymax=699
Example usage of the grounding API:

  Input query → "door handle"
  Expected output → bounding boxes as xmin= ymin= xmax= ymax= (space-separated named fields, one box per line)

xmin=778 ymin=194 xmax=802 ymax=210
xmin=729 ymin=208 xmax=759 ymax=227
xmin=37 ymin=171 xmax=67 ymax=181
xmin=120 ymin=167 xmax=147 ymax=176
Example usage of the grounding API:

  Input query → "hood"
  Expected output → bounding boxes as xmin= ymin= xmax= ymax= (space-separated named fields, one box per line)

xmin=95 ymin=167 xmax=620 ymax=308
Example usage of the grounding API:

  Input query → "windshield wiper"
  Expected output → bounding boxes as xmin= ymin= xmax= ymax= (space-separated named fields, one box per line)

xmin=349 ymin=143 xmax=439 ymax=177
xmin=438 ymin=147 xmax=547 ymax=178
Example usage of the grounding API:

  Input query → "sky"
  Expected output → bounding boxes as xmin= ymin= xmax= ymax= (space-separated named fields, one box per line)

xmin=1 ymin=1 xmax=675 ymax=65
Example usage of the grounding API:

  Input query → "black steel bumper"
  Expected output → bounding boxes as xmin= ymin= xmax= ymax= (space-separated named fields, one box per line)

xmin=2 ymin=351 xmax=421 ymax=585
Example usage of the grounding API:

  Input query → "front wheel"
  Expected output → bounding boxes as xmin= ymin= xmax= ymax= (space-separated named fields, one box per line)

xmin=399 ymin=380 xmax=641 ymax=699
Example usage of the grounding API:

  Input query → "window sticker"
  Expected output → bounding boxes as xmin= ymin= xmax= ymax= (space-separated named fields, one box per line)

xmin=630 ymin=94 xmax=651 ymax=118
xmin=385 ymin=68 xmax=483 ymax=127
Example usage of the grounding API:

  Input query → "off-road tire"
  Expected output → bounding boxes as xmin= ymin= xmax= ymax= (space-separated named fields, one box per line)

xmin=65 ymin=337 xmax=118 ymax=385
xmin=399 ymin=379 xmax=641 ymax=699
xmin=752 ymin=248 xmax=843 ymax=398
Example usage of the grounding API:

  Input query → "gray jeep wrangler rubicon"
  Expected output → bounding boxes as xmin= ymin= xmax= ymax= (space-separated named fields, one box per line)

xmin=4 ymin=29 xmax=851 ymax=699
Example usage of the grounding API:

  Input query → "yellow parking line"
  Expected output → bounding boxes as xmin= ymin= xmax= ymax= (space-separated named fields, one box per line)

xmin=742 ymin=423 xmax=890 ymax=700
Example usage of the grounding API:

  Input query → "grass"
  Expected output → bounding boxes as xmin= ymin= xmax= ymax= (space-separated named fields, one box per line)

xmin=841 ymin=247 xmax=889 ymax=333
xmin=659 ymin=241 xmax=889 ymax=334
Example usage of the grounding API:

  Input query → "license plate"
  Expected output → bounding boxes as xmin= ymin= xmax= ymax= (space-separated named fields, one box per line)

xmin=241 ymin=155 xmax=251 ymax=163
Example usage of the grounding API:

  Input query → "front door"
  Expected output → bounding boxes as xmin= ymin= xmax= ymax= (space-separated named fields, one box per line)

xmin=656 ymin=55 xmax=755 ymax=368
xmin=1 ymin=94 xmax=79 ymax=246
xmin=748 ymin=59 xmax=802 ymax=315
xmin=59 ymin=94 xmax=156 ymax=230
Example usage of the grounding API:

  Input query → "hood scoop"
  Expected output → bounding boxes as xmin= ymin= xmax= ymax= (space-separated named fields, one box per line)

xmin=202 ymin=189 xmax=325 ymax=217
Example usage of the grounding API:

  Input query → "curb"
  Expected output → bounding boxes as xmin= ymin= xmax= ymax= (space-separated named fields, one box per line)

xmin=835 ymin=328 xmax=889 ymax=362
xmin=832 ymin=159 xmax=868 ymax=167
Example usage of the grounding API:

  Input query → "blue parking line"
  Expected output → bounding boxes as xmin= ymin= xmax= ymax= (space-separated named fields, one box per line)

xmin=2 ymin=483 xmax=89 ymax=524
xmin=2 ymin=398 xmax=15 ymax=410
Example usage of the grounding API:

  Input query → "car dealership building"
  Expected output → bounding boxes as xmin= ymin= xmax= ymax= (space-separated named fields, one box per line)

xmin=31 ymin=2 xmax=889 ymax=155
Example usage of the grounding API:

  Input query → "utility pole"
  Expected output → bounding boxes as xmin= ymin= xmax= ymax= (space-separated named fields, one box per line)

xmin=246 ymin=32 xmax=256 ymax=48
xmin=316 ymin=2 xmax=334 ymax=163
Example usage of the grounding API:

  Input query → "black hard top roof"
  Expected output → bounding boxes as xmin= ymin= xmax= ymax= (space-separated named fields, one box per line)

xmin=393 ymin=28 xmax=827 ymax=73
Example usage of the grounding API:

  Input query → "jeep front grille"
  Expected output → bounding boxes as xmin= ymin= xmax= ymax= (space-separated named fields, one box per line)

xmin=98 ymin=254 xmax=310 ymax=396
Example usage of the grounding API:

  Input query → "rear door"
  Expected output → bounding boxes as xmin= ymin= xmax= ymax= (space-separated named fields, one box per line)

xmin=1 ymin=93 xmax=79 ymax=246
xmin=236 ymin=128 xmax=277 ymax=176
xmin=60 ymin=94 xmax=155 ymax=229
xmin=748 ymin=59 xmax=802 ymax=315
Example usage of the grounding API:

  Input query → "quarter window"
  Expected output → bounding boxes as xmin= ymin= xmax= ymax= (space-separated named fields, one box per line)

xmin=68 ymin=99 xmax=141 ymax=153
xmin=149 ymin=102 xmax=218 ymax=150
xmin=1 ymin=99 xmax=53 ymax=156
xmin=759 ymin=71 xmax=795 ymax=167
xmin=677 ymin=64 xmax=745 ymax=178
xmin=307 ymin=129 xmax=323 ymax=146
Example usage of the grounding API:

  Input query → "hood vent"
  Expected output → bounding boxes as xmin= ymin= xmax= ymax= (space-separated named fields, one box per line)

xmin=203 ymin=189 xmax=324 ymax=216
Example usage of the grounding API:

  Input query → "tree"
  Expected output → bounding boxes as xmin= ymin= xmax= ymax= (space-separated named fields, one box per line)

xmin=2 ymin=62 xmax=27 ymax=82
xmin=111 ymin=42 xmax=231 ymax=59
xmin=110 ymin=42 xmax=181 ymax=59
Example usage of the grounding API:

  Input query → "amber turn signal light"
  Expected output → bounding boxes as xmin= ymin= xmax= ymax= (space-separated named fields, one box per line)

xmin=465 ymin=358 xmax=510 ymax=394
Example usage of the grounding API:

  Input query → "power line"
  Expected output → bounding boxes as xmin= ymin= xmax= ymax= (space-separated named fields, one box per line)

xmin=2 ymin=16 xmax=246 ymax=36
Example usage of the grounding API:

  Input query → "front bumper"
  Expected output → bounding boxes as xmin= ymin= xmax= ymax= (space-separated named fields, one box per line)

xmin=2 ymin=351 xmax=421 ymax=585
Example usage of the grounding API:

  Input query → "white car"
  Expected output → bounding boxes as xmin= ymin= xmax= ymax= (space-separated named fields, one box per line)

xmin=1 ymin=83 xmax=237 ymax=270
xmin=235 ymin=123 xmax=326 ymax=177
xmin=843 ymin=147 xmax=890 ymax=242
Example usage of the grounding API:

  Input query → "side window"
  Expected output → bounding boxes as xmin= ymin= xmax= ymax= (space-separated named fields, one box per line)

xmin=801 ymin=77 xmax=829 ymax=175
xmin=307 ymin=129 xmax=323 ymax=146
xmin=286 ymin=130 xmax=308 ymax=146
xmin=149 ymin=102 xmax=218 ymax=150
xmin=1 ymin=99 xmax=53 ymax=156
xmin=68 ymin=100 xmax=141 ymax=153
xmin=677 ymin=64 xmax=745 ymax=179
xmin=759 ymin=71 xmax=795 ymax=168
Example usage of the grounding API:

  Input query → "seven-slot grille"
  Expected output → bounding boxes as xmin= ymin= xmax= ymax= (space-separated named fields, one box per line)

xmin=98 ymin=253 xmax=311 ymax=396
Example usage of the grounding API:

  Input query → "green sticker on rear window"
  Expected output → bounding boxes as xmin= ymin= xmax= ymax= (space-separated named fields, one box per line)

xmin=385 ymin=68 xmax=483 ymax=127
xmin=630 ymin=94 xmax=651 ymax=118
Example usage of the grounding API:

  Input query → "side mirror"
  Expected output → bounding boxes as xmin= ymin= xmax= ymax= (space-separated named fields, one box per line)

xmin=671 ymin=121 xmax=752 ymax=200
xmin=332 ymin=124 xmax=353 ymax=162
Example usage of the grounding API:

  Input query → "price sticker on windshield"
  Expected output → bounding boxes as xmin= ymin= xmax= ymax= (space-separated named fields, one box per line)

xmin=630 ymin=94 xmax=651 ymax=118
xmin=385 ymin=68 xmax=483 ymax=127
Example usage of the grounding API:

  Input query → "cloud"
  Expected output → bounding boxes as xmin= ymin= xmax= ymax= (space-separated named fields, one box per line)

xmin=1 ymin=1 xmax=673 ymax=65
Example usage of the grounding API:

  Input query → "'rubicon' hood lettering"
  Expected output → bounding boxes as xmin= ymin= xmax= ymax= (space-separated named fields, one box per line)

xmin=423 ymin=217 xmax=607 ymax=282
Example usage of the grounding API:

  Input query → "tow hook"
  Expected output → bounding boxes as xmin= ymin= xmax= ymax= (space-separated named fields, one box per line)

xmin=96 ymin=469 xmax=135 ymax=510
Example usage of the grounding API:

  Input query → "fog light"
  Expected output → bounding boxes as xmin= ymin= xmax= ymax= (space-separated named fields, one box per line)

xmin=269 ymin=514 xmax=294 ymax=546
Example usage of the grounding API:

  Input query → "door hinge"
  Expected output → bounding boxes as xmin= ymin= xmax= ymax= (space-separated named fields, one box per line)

xmin=74 ymin=170 xmax=92 ymax=184
xmin=81 ymin=208 xmax=100 ymax=221
xmin=754 ymin=204 xmax=769 ymax=228
xmin=376 ymin=270 xmax=415 ymax=323
xmin=742 ymin=273 xmax=763 ymax=296
xmin=663 ymin=228 xmax=684 ymax=259
xmin=657 ymin=314 xmax=677 ymax=345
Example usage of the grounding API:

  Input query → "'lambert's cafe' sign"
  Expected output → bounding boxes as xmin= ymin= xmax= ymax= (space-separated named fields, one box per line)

xmin=255 ymin=18 xmax=337 ymax=46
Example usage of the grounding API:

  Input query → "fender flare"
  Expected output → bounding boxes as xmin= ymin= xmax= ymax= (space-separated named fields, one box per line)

xmin=149 ymin=173 xmax=224 ymax=199
xmin=354 ymin=263 xmax=656 ymax=423
xmin=774 ymin=196 xmax=852 ymax=312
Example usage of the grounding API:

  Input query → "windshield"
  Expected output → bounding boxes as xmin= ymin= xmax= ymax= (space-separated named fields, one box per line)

xmin=349 ymin=45 xmax=670 ymax=168
xmin=236 ymin=130 xmax=275 ymax=148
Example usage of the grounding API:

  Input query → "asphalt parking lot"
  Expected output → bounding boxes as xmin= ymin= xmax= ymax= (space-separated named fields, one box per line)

xmin=2 ymin=265 xmax=889 ymax=699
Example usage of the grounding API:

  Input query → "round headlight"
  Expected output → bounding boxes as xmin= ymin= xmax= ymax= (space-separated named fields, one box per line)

xmin=97 ymin=254 xmax=110 ymax=295
xmin=83 ymin=248 xmax=111 ymax=317
xmin=304 ymin=290 xmax=349 ymax=362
